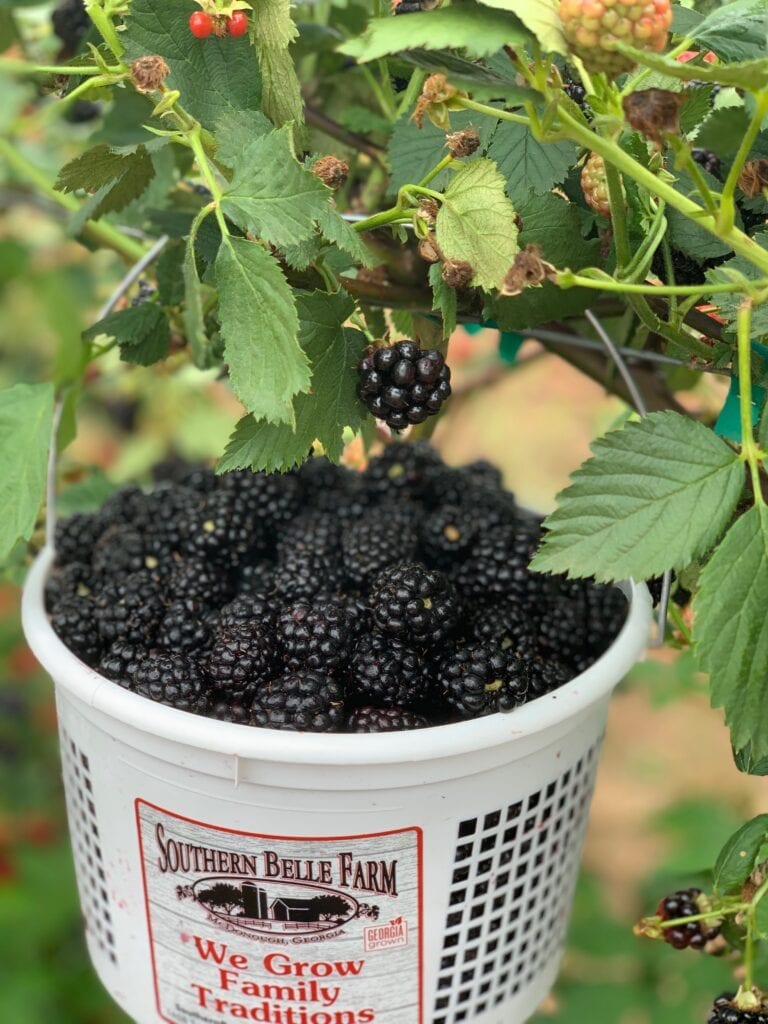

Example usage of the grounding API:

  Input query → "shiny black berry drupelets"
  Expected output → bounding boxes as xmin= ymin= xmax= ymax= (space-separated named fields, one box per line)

xmin=440 ymin=641 xmax=529 ymax=718
xmin=134 ymin=653 xmax=210 ymax=715
xmin=250 ymin=673 xmax=345 ymax=732
xmin=206 ymin=621 xmax=277 ymax=702
xmin=357 ymin=341 xmax=452 ymax=431
xmin=370 ymin=561 xmax=460 ymax=644
xmin=348 ymin=633 xmax=432 ymax=708
xmin=347 ymin=707 xmax=431 ymax=732
xmin=657 ymin=888 xmax=721 ymax=950
xmin=708 ymin=994 xmax=768 ymax=1024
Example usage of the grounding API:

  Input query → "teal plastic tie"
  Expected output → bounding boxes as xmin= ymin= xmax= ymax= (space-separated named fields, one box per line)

xmin=714 ymin=341 xmax=768 ymax=442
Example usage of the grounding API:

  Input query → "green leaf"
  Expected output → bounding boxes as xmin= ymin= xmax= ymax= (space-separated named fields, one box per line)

xmin=707 ymin=232 xmax=768 ymax=337
xmin=387 ymin=109 xmax=498 ymax=196
xmin=615 ymin=46 xmax=768 ymax=90
xmin=0 ymin=383 xmax=55 ymax=564
xmin=435 ymin=158 xmax=519 ymax=290
xmin=183 ymin=233 xmax=211 ymax=369
xmin=689 ymin=0 xmax=768 ymax=63
xmin=83 ymin=304 xmax=170 ymax=367
xmin=155 ymin=240 xmax=185 ymax=307
xmin=492 ymin=190 xmax=601 ymax=329
xmin=219 ymin=291 xmax=368 ymax=472
xmin=733 ymin=741 xmax=768 ymax=775
xmin=221 ymin=127 xmax=332 ymax=248
xmin=315 ymin=207 xmax=375 ymax=268
xmin=396 ymin=49 xmax=531 ymax=102
xmin=215 ymin=109 xmax=273 ymax=169
xmin=252 ymin=0 xmax=305 ymax=141
xmin=694 ymin=504 xmax=768 ymax=761
xmin=694 ymin=106 xmax=751 ymax=160
xmin=485 ymin=120 xmax=577 ymax=203
xmin=429 ymin=262 xmax=457 ymax=337
xmin=531 ymin=412 xmax=745 ymax=582
xmin=713 ymin=815 xmax=768 ymax=895
xmin=215 ymin=237 xmax=309 ymax=425
xmin=55 ymin=144 xmax=155 ymax=217
xmin=123 ymin=0 xmax=262 ymax=130
xmin=476 ymin=0 xmax=567 ymax=55
xmin=338 ymin=2 xmax=531 ymax=62
xmin=668 ymin=173 xmax=732 ymax=262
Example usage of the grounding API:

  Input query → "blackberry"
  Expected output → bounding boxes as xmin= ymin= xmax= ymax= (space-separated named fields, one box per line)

xmin=453 ymin=522 xmax=541 ymax=604
xmin=156 ymin=599 xmax=211 ymax=653
xmin=525 ymin=651 xmax=572 ymax=699
xmin=348 ymin=633 xmax=431 ymax=708
xmin=54 ymin=511 xmax=105 ymax=566
xmin=237 ymin=560 xmax=277 ymax=597
xmin=564 ymin=80 xmax=591 ymax=116
xmin=369 ymin=561 xmax=460 ymax=645
xmin=45 ymin=562 xmax=93 ymax=611
xmin=342 ymin=508 xmax=419 ymax=586
xmin=347 ymin=706 xmax=431 ymax=732
xmin=179 ymin=490 xmax=258 ymax=568
xmin=440 ymin=642 xmax=529 ymax=718
xmin=51 ymin=596 xmax=102 ymax=665
xmin=94 ymin=571 xmax=164 ymax=645
xmin=420 ymin=460 xmax=506 ymax=509
xmin=52 ymin=0 xmax=89 ymax=48
xmin=466 ymin=597 xmax=536 ymax=652
xmin=153 ymin=460 xmax=217 ymax=494
xmin=216 ymin=592 xmax=277 ymax=629
xmin=297 ymin=456 xmax=350 ymax=502
xmin=647 ymin=575 xmax=691 ymax=608
xmin=277 ymin=513 xmax=342 ymax=561
xmin=692 ymin=148 xmax=721 ymax=177
xmin=98 ymin=640 xmax=144 ymax=688
xmin=419 ymin=504 xmax=477 ymax=567
xmin=357 ymin=341 xmax=452 ymax=431
xmin=220 ymin=469 xmax=302 ymax=534
xmin=100 ymin=485 xmax=149 ymax=529
xmin=250 ymin=672 xmax=345 ymax=732
xmin=657 ymin=888 xmax=721 ymax=950
xmin=92 ymin=524 xmax=148 ymax=579
xmin=277 ymin=599 xmax=353 ymax=673
xmin=134 ymin=653 xmax=210 ymax=715
xmin=66 ymin=100 xmax=101 ymax=124
xmin=210 ymin=700 xmax=250 ymax=724
xmin=167 ymin=557 xmax=232 ymax=608
xmin=708 ymin=995 xmax=768 ymax=1024
xmin=141 ymin=485 xmax=200 ymax=563
xmin=206 ymin=621 xmax=277 ymax=701
xmin=274 ymin=548 xmax=340 ymax=602
xmin=363 ymin=441 xmax=442 ymax=500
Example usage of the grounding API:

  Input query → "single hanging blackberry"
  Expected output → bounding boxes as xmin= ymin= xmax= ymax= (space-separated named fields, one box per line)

xmin=98 ymin=640 xmax=145 ymax=688
xmin=441 ymin=641 xmax=529 ymax=718
xmin=708 ymin=994 xmax=767 ymax=1024
xmin=94 ymin=571 xmax=164 ymax=645
xmin=54 ymin=511 xmax=105 ymax=566
xmin=250 ymin=672 xmax=346 ymax=732
xmin=369 ymin=561 xmax=460 ymax=645
xmin=342 ymin=508 xmax=419 ymax=586
xmin=347 ymin=706 xmax=431 ymax=732
xmin=206 ymin=620 xmax=277 ymax=702
xmin=657 ymin=888 xmax=721 ymax=950
xmin=52 ymin=0 xmax=89 ymax=49
xmin=348 ymin=633 xmax=432 ymax=708
xmin=277 ymin=599 xmax=354 ymax=673
xmin=156 ymin=599 xmax=211 ymax=653
xmin=51 ymin=596 xmax=102 ymax=666
xmin=357 ymin=341 xmax=452 ymax=431
xmin=134 ymin=653 xmax=210 ymax=715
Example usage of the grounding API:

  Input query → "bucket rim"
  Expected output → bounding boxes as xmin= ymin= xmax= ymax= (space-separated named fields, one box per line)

xmin=22 ymin=548 xmax=652 ymax=766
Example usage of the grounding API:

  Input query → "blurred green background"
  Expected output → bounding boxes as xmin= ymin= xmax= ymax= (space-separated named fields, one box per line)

xmin=0 ymin=5 xmax=759 ymax=1022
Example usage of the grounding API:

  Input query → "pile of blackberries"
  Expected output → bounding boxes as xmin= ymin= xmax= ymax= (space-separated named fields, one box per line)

xmin=46 ymin=443 xmax=627 ymax=733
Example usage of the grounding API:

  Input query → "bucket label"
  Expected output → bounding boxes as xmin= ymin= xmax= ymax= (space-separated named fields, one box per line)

xmin=135 ymin=800 xmax=423 ymax=1024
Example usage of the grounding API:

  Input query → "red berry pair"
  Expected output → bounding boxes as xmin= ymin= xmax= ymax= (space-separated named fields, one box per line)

xmin=189 ymin=10 xmax=248 ymax=39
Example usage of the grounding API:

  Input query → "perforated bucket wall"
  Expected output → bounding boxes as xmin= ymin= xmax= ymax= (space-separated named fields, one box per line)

xmin=23 ymin=552 xmax=651 ymax=1024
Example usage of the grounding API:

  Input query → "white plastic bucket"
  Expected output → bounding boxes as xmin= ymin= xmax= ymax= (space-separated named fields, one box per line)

xmin=22 ymin=548 xmax=651 ymax=1024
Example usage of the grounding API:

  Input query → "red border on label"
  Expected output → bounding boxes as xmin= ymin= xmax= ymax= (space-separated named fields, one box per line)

xmin=135 ymin=798 xmax=424 ymax=1024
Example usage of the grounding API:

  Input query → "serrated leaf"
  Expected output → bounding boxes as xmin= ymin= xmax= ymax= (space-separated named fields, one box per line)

xmin=155 ymin=240 xmax=185 ymax=307
xmin=485 ymin=120 xmax=576 ymax=203
xmin=221 ymin=127 xmax=331 ymax=248
xmin=694 ymin=504 xmax=768 ymax=761
xmin=734 ymin=741 xmax=768 ymax=775
xmin=435 ymin=158 xmax=519 ymax=290
xmin=215 ymin=109 xmax=273 ymax=169
xmin=123 ymin=0 xmax=262 ymax=130
xmin=397 ymin=48 xmax=531 ymax=102
xmin=429 ymin=262 xmax=457 ymax=336
xmin=388 ymin=109 xmax=498 ymax=196
xmin=713 ymin=815 xmax=768 ymax=895
xmin=0 ymin=382 xmax=55 ymax=564
xmin=707 ymin=232 xmax=768 ymax=338
xmin=83 ymin=303 xmax=170 ymax=366
xmin=338 ymin=2 xmax=531 ymax=62
xmin=668 ymin=171 xmax=733 ymax=262
xmin=219 ymin=291 xmax=367 ymax=472
xmin=216 ymin=237 xmax=309 ymax=425
xmin=55 ymin=143 xmax=155 ymax=217
xmin=531 ymin=412 xmax=744 ymax=582
xmin=252 ymin=0 xmax=304 ymax=140
xmin=476 ymin=0 xmax=567 ymax=55
xmin=316 ymin=207 xmax=375 ymax=268
xmin=689 ymin=0 xmax=768 ymax=63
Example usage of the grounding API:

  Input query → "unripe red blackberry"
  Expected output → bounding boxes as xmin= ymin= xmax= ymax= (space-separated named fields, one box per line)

xmin=357 ymin=341 xmax=451 ymax=431
xmin=581 ymin=152 xmax=611 ymax=218
xmin=559 ymin=0 xmax=672 ymax=78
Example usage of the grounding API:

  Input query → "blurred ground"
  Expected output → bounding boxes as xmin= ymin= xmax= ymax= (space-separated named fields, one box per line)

xmin=0 ymin=203 xmax=756 ymax=1023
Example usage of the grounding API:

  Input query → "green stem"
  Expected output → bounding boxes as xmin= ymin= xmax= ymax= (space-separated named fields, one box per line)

xmin=619 ymin=201 xmax=666 ymax=283
xmin=719 ymin=91 xmax=768 ymax=233
xmin=659 ymin=905 xmax=744 ymax=929
xmin=629 ymin=292 xmax=713 ymax=360
xmin=603 ymin=160 xmax=630 ymax=270
xmin=85 ymin=1 xmax=124 ymax=60
xmin=559 ymin=271 xmax=768 ymax=298
xmin=737 ymin=300 xmax=766 ymax=505
xmin=360 ymin=64 xmax=397 ymax=122
xmin=396 ymin=68 xmax=427 ymax=120
xmin=419 ymin=154 xmax=454 ymax=188
xmin=0 ymin=58 xmax=119 ymax=76
xmin=459 ymin=96 xmax=530 ymax=127
xmin=661 ymin=237 xmax=678 ymax=322
xmin=0 ymin=137 xmax=145 ymax=263
xmin=187 ymin=129 xmax=229 ymax=238
xmin=668 ymin=603 xmax=692 ymax=644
